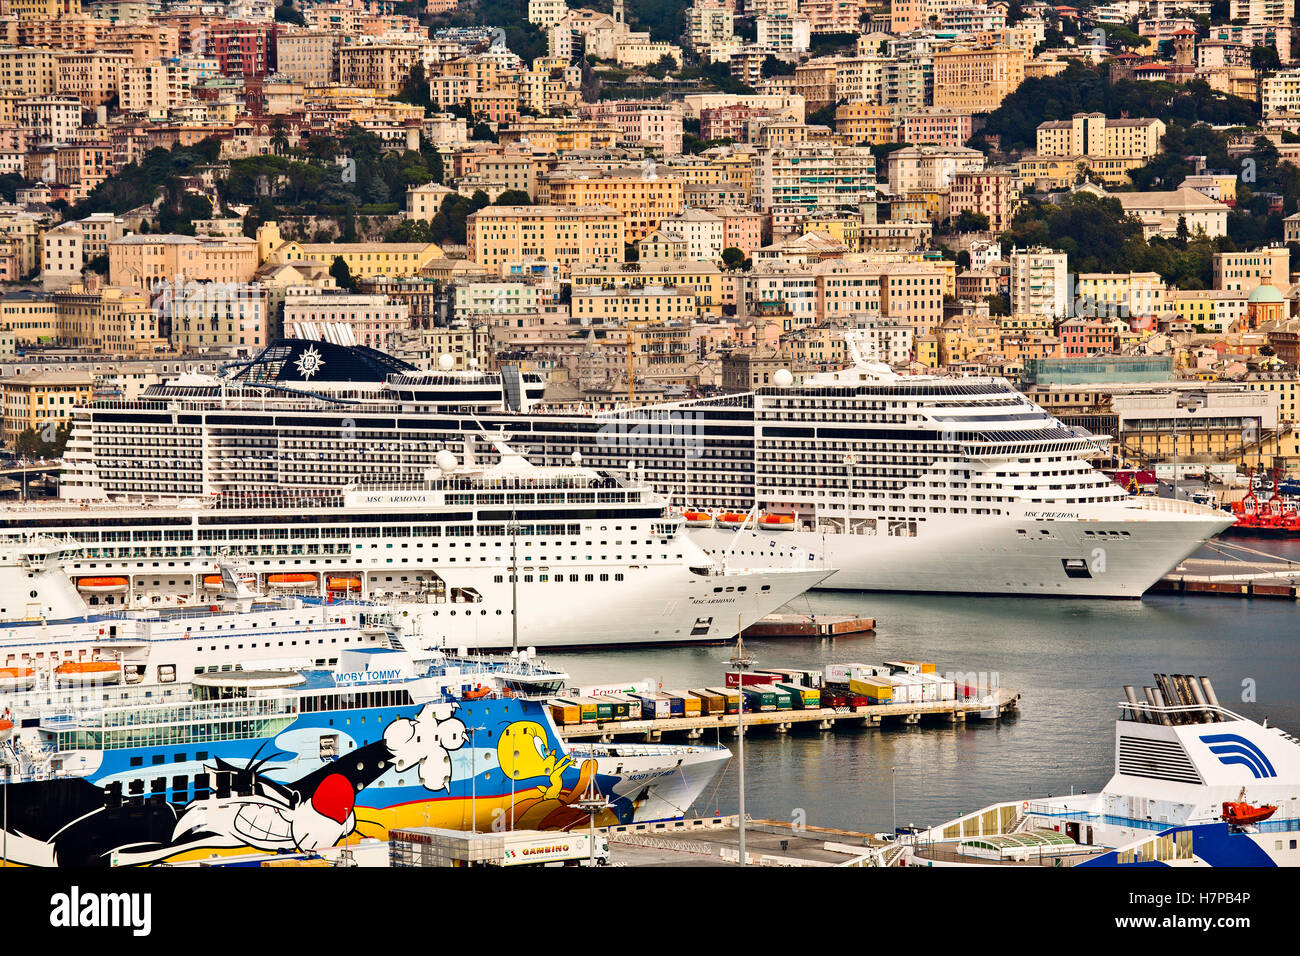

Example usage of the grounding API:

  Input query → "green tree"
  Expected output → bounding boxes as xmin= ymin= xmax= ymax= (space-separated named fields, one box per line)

xmin=721 ymin=246 xmax=747 ymax=270
xmin=494 ymin=189 xmax=531 ymax=205
xmin=330 ymin=255 xmax=358 ymax=292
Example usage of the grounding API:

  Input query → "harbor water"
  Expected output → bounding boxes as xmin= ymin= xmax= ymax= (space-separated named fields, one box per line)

xmin=549 ymin=583 xmax=1300 ymax=833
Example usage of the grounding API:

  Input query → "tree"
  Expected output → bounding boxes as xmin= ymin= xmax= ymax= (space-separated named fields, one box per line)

xmin=721 ymin=246 xmax=747 ymax=270
xmin=494 ymin=189 xmax=531 ymax=205
xmin=952 ymin=210 xmax=990 ymax=232
xmin=330 ymin=255 xmax=358 ymax=292
xmin=1250 ymin=44 xmax=1281 ymax=73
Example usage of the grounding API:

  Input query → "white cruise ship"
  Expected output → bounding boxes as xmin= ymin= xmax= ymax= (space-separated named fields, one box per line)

xmin=9 ymin=432 xmax=830 ymax=650
xmin=51 ymin=333 xmax=1229 ymax=599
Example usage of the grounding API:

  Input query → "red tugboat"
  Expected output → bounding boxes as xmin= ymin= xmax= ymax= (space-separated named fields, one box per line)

xmin=1222 ymin=788 xmax=1278 ymax=827
xmin=1226 ymin=469 xmax=1300 ymax=535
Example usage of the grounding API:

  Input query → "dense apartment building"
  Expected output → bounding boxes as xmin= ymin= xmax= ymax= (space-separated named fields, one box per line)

xmin=931 ymin=45 xmax=1025 ymax=114
xmin=467 ymin=205 xmax=625 ymax=277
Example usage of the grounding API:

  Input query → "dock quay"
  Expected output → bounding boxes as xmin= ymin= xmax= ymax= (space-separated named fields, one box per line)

xmin=604 ymin=815 xmax=903 ymax=867
xmin=556 ymin=688 xmax=1019 ymax=742
xmin=741 ymin=613 xmax=875 ymax=638
xmin=1155 ymin=557 xmax=1300 ymax=599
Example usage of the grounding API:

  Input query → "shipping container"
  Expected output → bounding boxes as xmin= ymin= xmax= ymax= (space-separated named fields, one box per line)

xmin=821 ymin=690 xmax=848 ymax=707
xmin=605 ymin=691 xmax=643 ymax=720
xmin=849 ymin=677 xmax=894 ymax=704
xmin=850 ymin=663 xmax=891 ymax=681
xmin=847 ymin=694 xmax=871 ymax=708
xmin=631 ymin=693 xmax=671 ymax=720
xmin=703 ymin=686 xmax=741 ymax=714
xmin=664 ymin=691 xmax=701 ymax=717
xmin=547 ymin=699 xmax=581 ymax=725
xmin=688 ymin=689 xmax=725 ymax=715
xmin=572 ymin=696 xmax=613 ymax=721
xmin=593 ymin=694 xmax=630 ymax=720
xmin=777 ymin=683 xmax=821 ymax=709
xmin=767 ymin=684 xmax=793 ymax=711
xmin=554 ymin=697 xmax=597 ymax=722
xmin=725 ymin=670 xmax=779 ymax=688
xmin=896 ymin=660 xmax=937 ymax=674
xmin=740 ymin=686 xmax=777 ymax=712
xmin=783 ymin=668 xmax=824 ymax=688
xmin=884 ymin=660 xmax=925 ymax=676
xmin=824 ymin=663 xmax=853 ymax=685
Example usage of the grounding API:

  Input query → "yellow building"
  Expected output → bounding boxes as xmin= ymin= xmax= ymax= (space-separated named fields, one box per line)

xmin=496 ymin=117 xmax=620 ymax=153
xmin=9 ymin=0 xmax=80 ymax=20
xmin=0 ymin=291 xmax=59 ymax=344
xmin=834 ymin=102 xmax=895 ymax=145
xmin=571 ymin=285 xmax=697 ymax=325
xmin=1017 ymin=154 xmax=1149 ymax=189
xmin=467 ymin=204 xmax=624 ymax=277
xmin=2 ymin=369 xmax=93 ymax=448
xmin=1035 ymin=113 xmax=1164 ymax=161
xmin=914 ymin=334 xmax=938 ymax=367
xmin=108 ymin=234 xmax=260 ymax=288
xmin=932 ymin=46 xmax=1026 ymax=114
xmin=572 ymin=260 xmax=731 ymax=315
xmin=539 ymin=165 xmax=685 ymax=243
xmin=336 ymin=41 xmax=422 ymax=97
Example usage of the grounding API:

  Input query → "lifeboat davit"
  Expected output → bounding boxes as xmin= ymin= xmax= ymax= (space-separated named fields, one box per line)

xmin=55 ymin=661 xmax=122 ymax=685
xmin=327 ymin=576 xmax=363 ymax=592
xmin=266 ymin=573 xmax=318 ymax=588
xmin=758 ymin=512 xmax=795 ymax=531
xmin=76 ymin=576 xmax=129 ymax=593
xmin=715 ymin=512 xmax=752 ymax=529
xmin=682 ymin=510 xmax=715 ymax=528
xmin=0 ymin=666 xmax=35 ymax=691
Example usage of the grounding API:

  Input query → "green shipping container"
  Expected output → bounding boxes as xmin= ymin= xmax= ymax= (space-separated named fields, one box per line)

xmin=740 ymin=686 xmax=776 ymax=712
xmin=777 ymin=683 xmax=820 ymax=709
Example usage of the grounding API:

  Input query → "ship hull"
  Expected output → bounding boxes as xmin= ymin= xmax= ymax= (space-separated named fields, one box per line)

xmin=692 ymin=505 xmax=1233 ymax=598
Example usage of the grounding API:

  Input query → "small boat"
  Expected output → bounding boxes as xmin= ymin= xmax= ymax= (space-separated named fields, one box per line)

xmin=1222 ymin=788 xmax=1278 ymax=826
xmin=75 ymin=576 xmax=129 ymax=593
xmin=715 ymin=512 xmax=752 ymax=529
xmin=463 ymin=684 xmax=494 ymax=700
xmin=55 ymin=661 xmax=122 ymax=685
xmin=0 ymin=666 xmax=36 ymax=691
xmin=266 ymin=573 xmax=318 ymax=588
xmin=758 ymin=512 xmax=795 ymax=531
xmin=201 ymin=573 xmax=255 ymax=589
xmin=0 ymin=718 xmax=12 ymax=743
xmin=681 ymin=510 xmax=715 ymax=528
xmin=326 ymin=576 xmax=363 ymax=592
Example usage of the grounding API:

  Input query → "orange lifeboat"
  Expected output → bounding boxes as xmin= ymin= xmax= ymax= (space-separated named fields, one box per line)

xmin=266 ymin=573 xmax=318 ymax=588
xmin=201 ymin=573 xmax=255 ymax=589
xmin=682 ymin=510 xmax=715 ymax=528
xmin=462 ymin=684 xmax=494 ymax=700
xmin=55 ymin=661 xmax=122 ymax=685
xmin=76 ymin=576 xmax=129 ymax=593
xmin=0 ymin=666 xmax=35 ymax=690
xmin=758 ymin=512 xmax=795 ymax=531
xmin=1222 ymin=801 xmax=1277 ymax=826
xmin=327 ymin=576 xmax=363 ymax=592
xmin=715 ymin=512 xmax=752 ymax=529
xmin=0 ymin=718 xmax=12 ymax=742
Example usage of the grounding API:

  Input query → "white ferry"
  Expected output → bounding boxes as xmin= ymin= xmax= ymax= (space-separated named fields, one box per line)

xmin=49 ymin=333 xmax=1229 ymax=598
xmin=2 ymin=535 xmax=403 ymax=686
xmin=906 ymin=675 xmax=1300 ymax=867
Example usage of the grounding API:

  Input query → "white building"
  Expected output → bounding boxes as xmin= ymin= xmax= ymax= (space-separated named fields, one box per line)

xmin=1010 ymin=246 xmax=1069 ymax=319
xmin=658 ymin=208 xmax=725 ymax=261
xmin=886 ymin=145 xmax=985 ymax=194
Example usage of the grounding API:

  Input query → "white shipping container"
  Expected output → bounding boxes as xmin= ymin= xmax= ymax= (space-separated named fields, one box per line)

xmin=851 ymin=664 xmax=891 ymax=681
xmin=825 ymin=663 xmax=852 ymax=684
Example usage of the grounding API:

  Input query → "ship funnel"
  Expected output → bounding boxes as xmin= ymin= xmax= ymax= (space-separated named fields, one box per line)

xmin=1199 ymin=676 xmax=1223 ymax=720
xmin=1185 ymin=674 xmax=1215 ymax=722
xmin=1123 ymin=685 xmax=1146 ymax=723
xmin=1148 ymin=686 xmax=1173 ymax=726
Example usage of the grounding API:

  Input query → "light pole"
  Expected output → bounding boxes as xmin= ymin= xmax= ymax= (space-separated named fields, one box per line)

xmin=467 ymin=724 xmax=487 ymax=833
xmin=573 ymin=745 xmax=609 ymax=866
xmin=1173 ymin=392 xmax=1204 ymax=501
xmin=891 ymin=767 xmax=897 ymax=839
xmin=730 ymin=619 xmax=754 ymax=867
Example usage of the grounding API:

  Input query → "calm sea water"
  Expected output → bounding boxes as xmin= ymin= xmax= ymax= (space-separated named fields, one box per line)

xmin=548 ymin=544 xmax=1300 ymax=833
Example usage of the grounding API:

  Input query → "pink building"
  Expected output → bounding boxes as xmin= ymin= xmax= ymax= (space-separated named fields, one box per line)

xmin=720 ymin=208 xmax=765 ymax=255
xmin=897 ymin=110 xmax=973 ymax=149
xmin=283 ymin=292 xmax=411 ymax=350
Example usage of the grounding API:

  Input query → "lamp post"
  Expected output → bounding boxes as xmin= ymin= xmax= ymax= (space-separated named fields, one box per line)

xmin=573 ymin=745 xmax=609 ymax=867
xmin=467 ymin=724 xmax=487 ymax=833
xmin=730 ymin=620 xmax=754 ymax=866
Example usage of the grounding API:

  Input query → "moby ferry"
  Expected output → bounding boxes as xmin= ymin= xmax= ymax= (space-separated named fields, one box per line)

xmin=0 ymin=648 xmax=730 ymax=867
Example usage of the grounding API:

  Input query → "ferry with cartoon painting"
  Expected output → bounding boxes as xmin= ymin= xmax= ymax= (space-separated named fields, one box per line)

xmin=0 ymin=647 xmax=730 ymax=867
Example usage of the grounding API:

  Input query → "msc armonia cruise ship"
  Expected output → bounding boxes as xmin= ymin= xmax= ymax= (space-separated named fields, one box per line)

xmin=45 ymin=332 xmax=1229 ymax=602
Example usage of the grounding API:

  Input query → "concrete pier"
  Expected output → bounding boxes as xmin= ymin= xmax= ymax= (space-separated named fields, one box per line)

xmin=556 ymin=689 xmax=1019 ymax=741
xmin=1156 ymin=557 xmax=1300 ymax=599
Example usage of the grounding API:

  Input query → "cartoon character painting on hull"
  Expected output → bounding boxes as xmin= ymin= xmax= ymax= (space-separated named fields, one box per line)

xmin=0 ymin=699 xmax=627 ymax=867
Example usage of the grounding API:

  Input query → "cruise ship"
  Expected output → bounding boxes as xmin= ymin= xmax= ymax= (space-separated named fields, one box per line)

xmin=50 ymin=333 xmax=1230 ymax=598
xmin=0 ymin=647 xmax=731 ymax=866
xmin=12 ymin=425 xmax=830 ymax=650
xmin=906 ymin=675 xmax=1300 ymax=867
